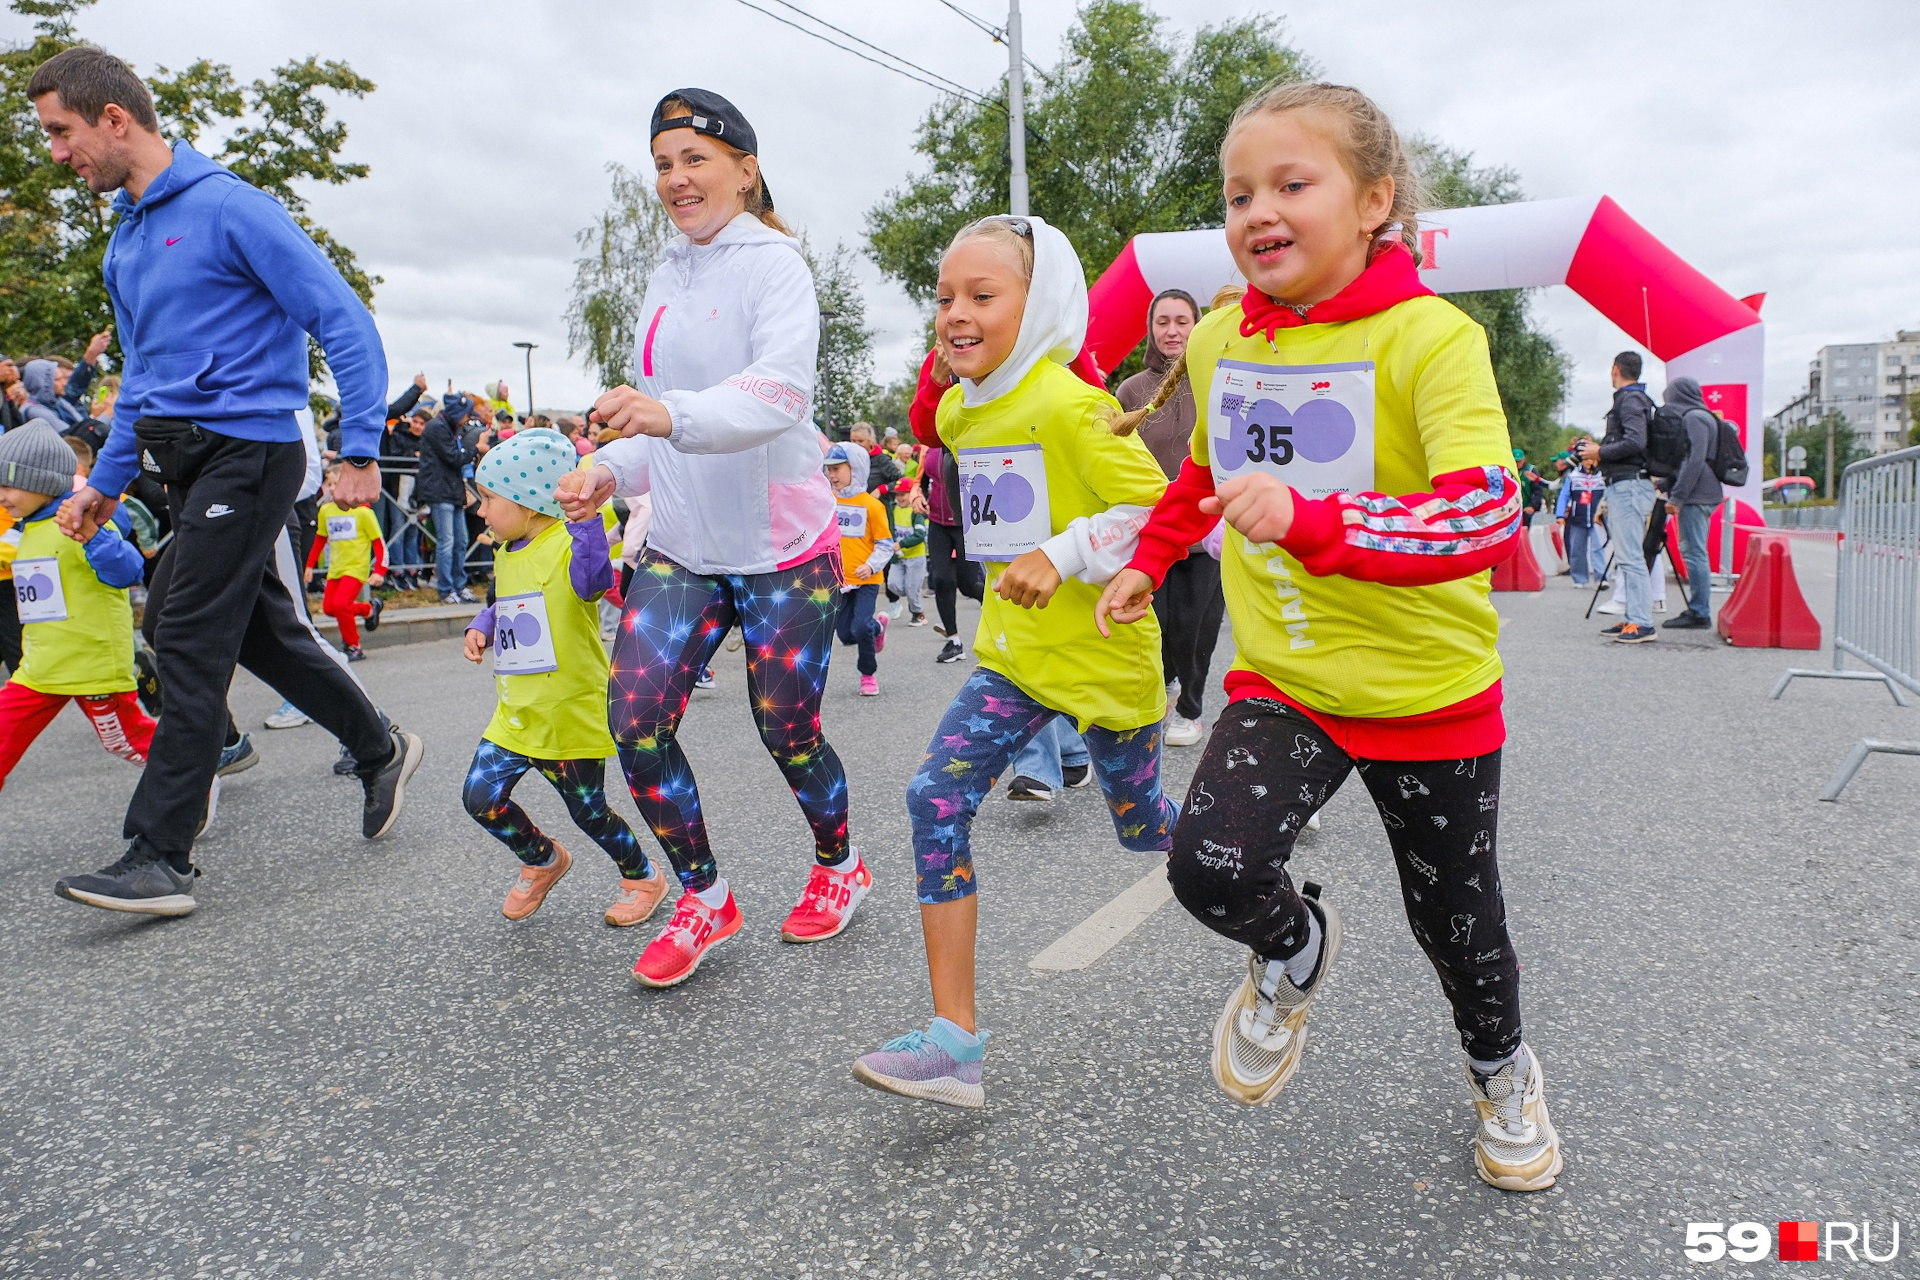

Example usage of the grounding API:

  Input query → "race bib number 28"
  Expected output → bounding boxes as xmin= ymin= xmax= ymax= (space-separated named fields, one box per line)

xmin=1207 ymin=360 xmax=1376 ymax=499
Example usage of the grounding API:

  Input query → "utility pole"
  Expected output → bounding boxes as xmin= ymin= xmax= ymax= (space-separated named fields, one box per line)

xmin=1826 ymin=412 xmax=1836 ymax=500
xmin=513 ymin=341 xmax=537 ymax=421
xmin=1007 ymin=0 xmax=1028 ymax=216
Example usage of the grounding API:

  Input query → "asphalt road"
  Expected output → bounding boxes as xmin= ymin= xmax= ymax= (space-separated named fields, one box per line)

xmin=3 ymin=540 xmax=1915 ymax=1279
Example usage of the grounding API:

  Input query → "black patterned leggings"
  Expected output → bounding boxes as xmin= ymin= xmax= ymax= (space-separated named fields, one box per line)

xmin=1168 ymin=698 xmax=1523 ymax=1061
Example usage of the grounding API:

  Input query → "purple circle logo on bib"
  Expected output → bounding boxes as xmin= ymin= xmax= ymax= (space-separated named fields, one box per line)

xmin=1214 ymin=397 xmax=1357 ymax=470
xmin=967 ymin=471 xmax=1036 ymax=523
xmin=511 ymin=612 xmax=543 ymax=648
xmin=22 ymin=571 xmax=55 ymax=600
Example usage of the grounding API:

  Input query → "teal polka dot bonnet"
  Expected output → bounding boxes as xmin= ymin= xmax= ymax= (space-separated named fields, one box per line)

xmin=474 ymin=427 xmax=577 ymax=518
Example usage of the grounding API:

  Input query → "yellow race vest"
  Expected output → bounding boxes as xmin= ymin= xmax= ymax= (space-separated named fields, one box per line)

xmin=482 ymin=520 xmax=617 ymax=761
xmin=1187 ymin=295 xmax=1513 ymax=719
xmin=13 ymin=515 xmax=135 ymax=697
xmin=937 ymin=360 xmax=1168 ymax=731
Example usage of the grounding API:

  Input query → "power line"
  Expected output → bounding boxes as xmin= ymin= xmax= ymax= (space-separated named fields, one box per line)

xmin=728 ymin=0 xmax=988 ymax=105
xmin=763 ymin=0 xmax=983 ymax=103
xmin=929 ymin=0 xmax=1047 ymax=76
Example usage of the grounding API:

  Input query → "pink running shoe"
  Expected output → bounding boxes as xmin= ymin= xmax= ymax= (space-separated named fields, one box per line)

xmin=873 ymin=611 xmax=890 ymax=653
xmin=780 ymin=854 xmax=873 ymax=943
xmin=860 ymin=674 xmax=879 ymax=696
xmin=632 ymin=889 xmax=743 ymax=988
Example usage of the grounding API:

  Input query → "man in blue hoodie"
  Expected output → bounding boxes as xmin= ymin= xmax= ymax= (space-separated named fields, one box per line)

xmin=29 ymin=46 xmax=424 ymax=916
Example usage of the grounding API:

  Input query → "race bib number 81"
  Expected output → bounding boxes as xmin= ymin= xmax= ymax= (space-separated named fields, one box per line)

xmin=1207 ymin=360 xmax=1376 ymax=499
xmin=492 ymin=591 xmax=559 ymax=676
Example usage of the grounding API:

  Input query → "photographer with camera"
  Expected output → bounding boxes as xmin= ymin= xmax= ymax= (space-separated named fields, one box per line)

xmin=1575 ymin=351 xmax=1658 ymax=644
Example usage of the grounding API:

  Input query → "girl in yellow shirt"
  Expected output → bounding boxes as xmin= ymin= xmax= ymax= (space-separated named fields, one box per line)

xmin=852 ymin=215 xmax=1175 ymax=1110
xmin=1098 ymin=82 xmax=1559 ymax=1192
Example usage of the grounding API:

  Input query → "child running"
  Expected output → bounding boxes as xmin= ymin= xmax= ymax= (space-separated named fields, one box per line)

xmin=0 ymin=425 xmax=154 ymax=801
xmin=824 ymin=442 xmax=894 ymax=695
xmin=852 ymin=215 xmax=1178 ymax=1108
xmin=460 ymin=429 xmax=666 ymax=926
xmin=1096 ymin=82 xmax=1561 ymax=1191
xmin=886 ymin=473 xmax=930 ymax=627
xmin=306 ymin=464 xmax=386 ymax=660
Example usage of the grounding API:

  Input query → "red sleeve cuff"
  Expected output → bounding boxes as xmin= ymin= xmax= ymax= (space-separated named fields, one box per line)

xmin=1276 ymin=492 xmax=1343 ymax=560
xmin=1127 ymin=457 xmax=1218 ymax=587
xmin=909 ymin=349 xmax=949 ymax=449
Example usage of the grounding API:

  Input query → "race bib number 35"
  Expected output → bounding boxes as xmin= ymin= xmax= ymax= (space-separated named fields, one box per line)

xmin=13 ymin=556 xmax=67 ymax=624
xmin=492 ymin=592 xmax=559 ymax=676
xmin=1207 ymin=360 xmax=1376 ymax=499
xmin=956 ymin=443 xmax=1051 ymax=562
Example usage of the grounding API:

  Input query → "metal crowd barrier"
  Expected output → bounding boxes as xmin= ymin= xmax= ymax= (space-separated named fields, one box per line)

xmin=1771 ymin=445 xmax=1920 ymax=799
xmin=366 ymin=456 xmax=494 ymax=585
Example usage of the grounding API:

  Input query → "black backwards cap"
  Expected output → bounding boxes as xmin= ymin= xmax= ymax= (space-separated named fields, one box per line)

xmin=650 ymin=88 xmax=758 ymax=155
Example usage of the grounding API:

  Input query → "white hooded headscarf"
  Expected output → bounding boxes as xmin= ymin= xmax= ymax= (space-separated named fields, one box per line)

xmin=957 ymin=214 xmax=1089 ymax=408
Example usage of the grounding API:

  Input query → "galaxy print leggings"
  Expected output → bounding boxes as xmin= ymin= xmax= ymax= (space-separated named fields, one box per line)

xmin=1166 ymin=697 xmax=1523 ymax=1062
xmin=909 ymin=667 xmax=1179 ymax=904
xmin=609 ymin=549 xmax=849 ymax=892
xmin=461 ymin=740 xmax=649 ymax=877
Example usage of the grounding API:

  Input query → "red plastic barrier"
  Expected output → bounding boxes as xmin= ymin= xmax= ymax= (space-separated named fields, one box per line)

xmin=1491 ymin=526 xmax=1545 ymax=592
xmin=1665 ymin=498 xmax=1765 ymax=579
xmin=1715 ymin=531 xmax=1820 ymax=648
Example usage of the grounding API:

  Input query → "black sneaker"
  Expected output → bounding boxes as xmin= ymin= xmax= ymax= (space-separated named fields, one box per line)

xmin=55 ymin=847 xmax=199 ymax=916
xmin=332 ymin=741 xmax=358 ymax=776
xmin=936 ymin=639 xmax=965 ymax=664
xmin=360 ymin=724 xmax=424 ymax=839
xmin=1612 ymin=622 xmax=1658 ymax=644
xmin=1662 ymin=612 xmax=1709 ymax=630
xmin=1061 ymin=763 xmax=1092 ymax=789
xmin=346 ymin=644 xmax=366 ymax=662
xmin=1007 ymin=775 xmax=1054 ymax=802
xmin=216 ymin=731 xmax=259 ymax=777
xmin=133 ymin=647 xmax=163 ymax=716
xmin=366 ymin=597 xmax=384 ymax=632
xmin=1600 ymin=622 xmax=1627 ymax=635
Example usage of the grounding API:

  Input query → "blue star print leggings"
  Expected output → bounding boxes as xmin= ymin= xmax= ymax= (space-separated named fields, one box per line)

xmin=1166 ymin=698 xmax=1523 ymax=1062
xmin=909 ymin=668 xmax=1179 ymax=903
xmin=462 ymin=740 xmax=650 ymax=877
xmin=609 ymin=549 xmax=849 ymax=893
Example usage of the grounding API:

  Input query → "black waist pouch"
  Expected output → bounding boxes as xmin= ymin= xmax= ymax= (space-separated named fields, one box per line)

xmin=132 ymin=417 xmax=203 ymax=486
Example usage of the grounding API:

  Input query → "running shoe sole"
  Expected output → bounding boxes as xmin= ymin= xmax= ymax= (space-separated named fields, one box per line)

xmin=851 ymin=1060 xmax=984 ymax=1109
xmin=56 ymin=886 xmax=197 ymax=916
xmin=216 ymin=747 xmax=259 ymax=777
xmin=1210 ymin=884 xmax=1343 ymax=1106
xmin=364 ymin=730 xmax=424 ymax=840
xmin=631 ymin=910 xmax=744 ymax=989
xmin=780 ymin=875 xmax=871 ymax=944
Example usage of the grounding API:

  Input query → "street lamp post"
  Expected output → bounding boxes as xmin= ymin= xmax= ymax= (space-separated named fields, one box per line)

xmin=818 ymin=309 xmax=840 ymax=438
xmin=512 ymin=341 xmax=537 ymax=421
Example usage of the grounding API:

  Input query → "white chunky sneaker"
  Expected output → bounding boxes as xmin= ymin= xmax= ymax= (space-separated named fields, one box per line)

xmin=1165 ymin=714 xmax=1203 ymax=747
xmin=1211 ymin=882 xmax=1342 ymax=1105
xmin=1466 ymin=1044 xmax=1563 ymax=1192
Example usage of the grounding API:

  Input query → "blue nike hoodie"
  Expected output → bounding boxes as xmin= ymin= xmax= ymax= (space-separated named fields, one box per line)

xmin=92 ymin=141 xmax=387 ymax=497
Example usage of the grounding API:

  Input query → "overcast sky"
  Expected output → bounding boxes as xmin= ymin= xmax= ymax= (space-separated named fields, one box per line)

xmin=16 ymin=0 xmax=1917 ymax=424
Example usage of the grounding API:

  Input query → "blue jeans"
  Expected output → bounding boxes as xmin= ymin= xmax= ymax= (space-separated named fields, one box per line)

xmin=1605 ymin=477 xmax=1655 ymax=626
xmin=1009 ymin=716 xmax=1089 ymax=790
xmin=835 ymin=584 xmax=880 ymax=675
xmin=431 ymin=501 xmax=468 ymax=596
xmin=381 ymin=495 xmax=421 ymax=577
xmin=1564 ymin=521 xmax=1603 ymax=585
xmin=1677 ymin=502 xmax=1713 ymax=620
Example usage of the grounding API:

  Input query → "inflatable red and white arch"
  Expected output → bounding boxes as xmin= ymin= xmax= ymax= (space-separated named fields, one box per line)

xmin=1083 ymin=195 xmax=1765 ymax=508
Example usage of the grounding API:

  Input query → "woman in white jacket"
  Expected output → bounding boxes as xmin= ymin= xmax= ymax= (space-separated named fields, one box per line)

xmin=558 ymin=90 xmax=867 ymax=989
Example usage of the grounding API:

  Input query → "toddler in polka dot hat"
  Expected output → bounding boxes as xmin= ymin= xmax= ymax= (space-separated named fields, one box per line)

xmin=474 ymin=426 xmax=576 ymax=517
xmin=461 ymin=426 xmax=668 ymax=929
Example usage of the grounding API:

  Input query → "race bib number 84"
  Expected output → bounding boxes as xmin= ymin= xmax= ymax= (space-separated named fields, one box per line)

xmin=1207 ymin=360 xmax=1376 ymax=499
xmin=957 ymin=443 xmax=1051 ymax=562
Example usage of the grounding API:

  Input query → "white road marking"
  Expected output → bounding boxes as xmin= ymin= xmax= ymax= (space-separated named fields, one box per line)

xmin=1028 ymin=861 xmax=1174 ymax=971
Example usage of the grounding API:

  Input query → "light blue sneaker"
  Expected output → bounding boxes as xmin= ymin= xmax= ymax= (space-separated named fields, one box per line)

xmin=852 ymin=1018 xmax=991 ymax=1109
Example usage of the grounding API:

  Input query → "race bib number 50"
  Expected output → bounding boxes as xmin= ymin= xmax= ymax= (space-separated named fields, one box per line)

xmin=13 ymin=557 xmax=67 ymax=624
xmin=957 ymin=443 xmax=1051 ymax=562
xmin=1207 ymin=360 xmax=1376 ymax=499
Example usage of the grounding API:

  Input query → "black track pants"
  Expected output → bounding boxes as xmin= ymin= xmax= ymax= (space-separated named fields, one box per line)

xmin=1153 ymin=552 xmax=1225 ymax=720
xmin=1168 ymin=698 xmax=1524 ymax=1061
xmin=128 ymin=431 xmax=389 ymax=862
xmin=925 ymin=520 xmax=983 ymax=637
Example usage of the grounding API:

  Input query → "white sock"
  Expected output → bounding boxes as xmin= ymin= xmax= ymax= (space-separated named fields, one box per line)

xmin=694 ymin=878 xmax=729 ymax=909
xmin=1278 ymin=906 xmax=1323 ymax=989
xmin=1468 ymin=1043 xmax=1527 ymax=1081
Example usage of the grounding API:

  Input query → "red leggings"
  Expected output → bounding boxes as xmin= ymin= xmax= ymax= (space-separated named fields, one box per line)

xmin=322 ymin=575 xmax=372 ymax=646
xmin=0 ymin=679 xmax=154 ymax=793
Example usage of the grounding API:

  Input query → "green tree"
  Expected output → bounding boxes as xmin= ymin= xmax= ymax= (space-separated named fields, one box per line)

xmin=805 ymin=238 xmax=876 ymax=437
xmin=565 ymin=161 xmax=675 ymax=389
xmin=0 ymin=0 xmax=376 ymax=377
xmin=865 ymin=1 xmax=1311 ymax=307
xmin=1785 ymin=410 xmax=1869 ymax=497
xmin=1412 ymin=140 xmax=1569 ymax=465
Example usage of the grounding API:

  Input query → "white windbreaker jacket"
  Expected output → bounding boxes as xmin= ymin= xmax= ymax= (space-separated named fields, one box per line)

xmin=592 ymin=213 xmax=835 ymax=576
